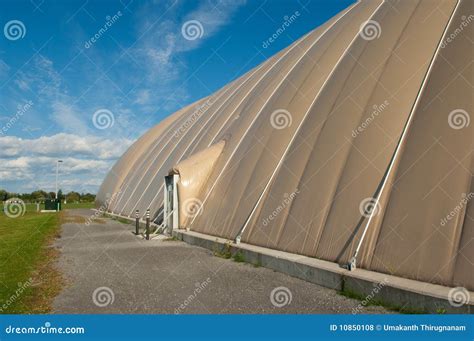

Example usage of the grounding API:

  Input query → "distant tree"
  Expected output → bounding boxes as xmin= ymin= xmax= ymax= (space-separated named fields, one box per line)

xmin=31 ymin=190 xmax=48 ymax=201
xmin=19 ymin=193 xmax=31 ymax=201
xmin=81 ymin=193 xmax=96 ymax=202
xmin=65 ymin=191 xmax=80 ymax=203
xmin=57 ymin=189 xmax=63 ymax=201
xmin=0 ymin=189 xmax=97 ymax=202
xmin=8 ymin=192 xmax=19 ymax=200
xmin=0 ymin=189 xmax=8 ymax=201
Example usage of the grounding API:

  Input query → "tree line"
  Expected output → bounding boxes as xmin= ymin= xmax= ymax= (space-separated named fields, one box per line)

xmin=0 ymin=189 xmax=96 ymax=203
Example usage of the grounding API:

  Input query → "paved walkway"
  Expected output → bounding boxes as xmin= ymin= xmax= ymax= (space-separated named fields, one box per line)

xmin=53 ymin=209 xmax=392 ymax=314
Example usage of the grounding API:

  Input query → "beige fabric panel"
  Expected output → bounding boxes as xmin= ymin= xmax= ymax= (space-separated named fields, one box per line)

xmin=171 ymin=141 xmax=225 ymax=227
xmin=191 ymin=0 xmax=381 ymax=237
xmin=369 ymin=0 xmax=474 ymax=288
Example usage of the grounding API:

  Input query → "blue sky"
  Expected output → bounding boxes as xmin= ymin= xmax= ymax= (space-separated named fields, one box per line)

xmin=0 ymin=0 xmax=353 ymax=194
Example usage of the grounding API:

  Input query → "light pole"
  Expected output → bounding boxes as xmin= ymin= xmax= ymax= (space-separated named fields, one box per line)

xmin=55 ymin=160 xmax=63 ymax=200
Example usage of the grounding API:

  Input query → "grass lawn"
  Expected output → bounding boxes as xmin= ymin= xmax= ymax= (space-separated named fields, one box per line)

xmin=0 ymin=201 xmax=94 ymax=313
xmin=62 ymin=202 xmax=95 ymax=209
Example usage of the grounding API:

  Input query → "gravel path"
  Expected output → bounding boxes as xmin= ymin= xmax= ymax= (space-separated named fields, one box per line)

xmin=52 ymin=209 xmax=393 ymax=314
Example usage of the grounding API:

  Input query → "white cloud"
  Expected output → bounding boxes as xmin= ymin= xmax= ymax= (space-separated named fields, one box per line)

xmin=0 ymin=133 xmax=133 ymax=159
xmin=134 ymin=89 xmax=151 ymax=105
xmin=50 ymin=101 xmax=89 ymax=135
xmin=0 ymin=133 xmax=133 ymax=193
xmin=131 ymin=0 xmax=246 ymax=106
xmin=178 ymin=0 xmax=247 ymax=52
